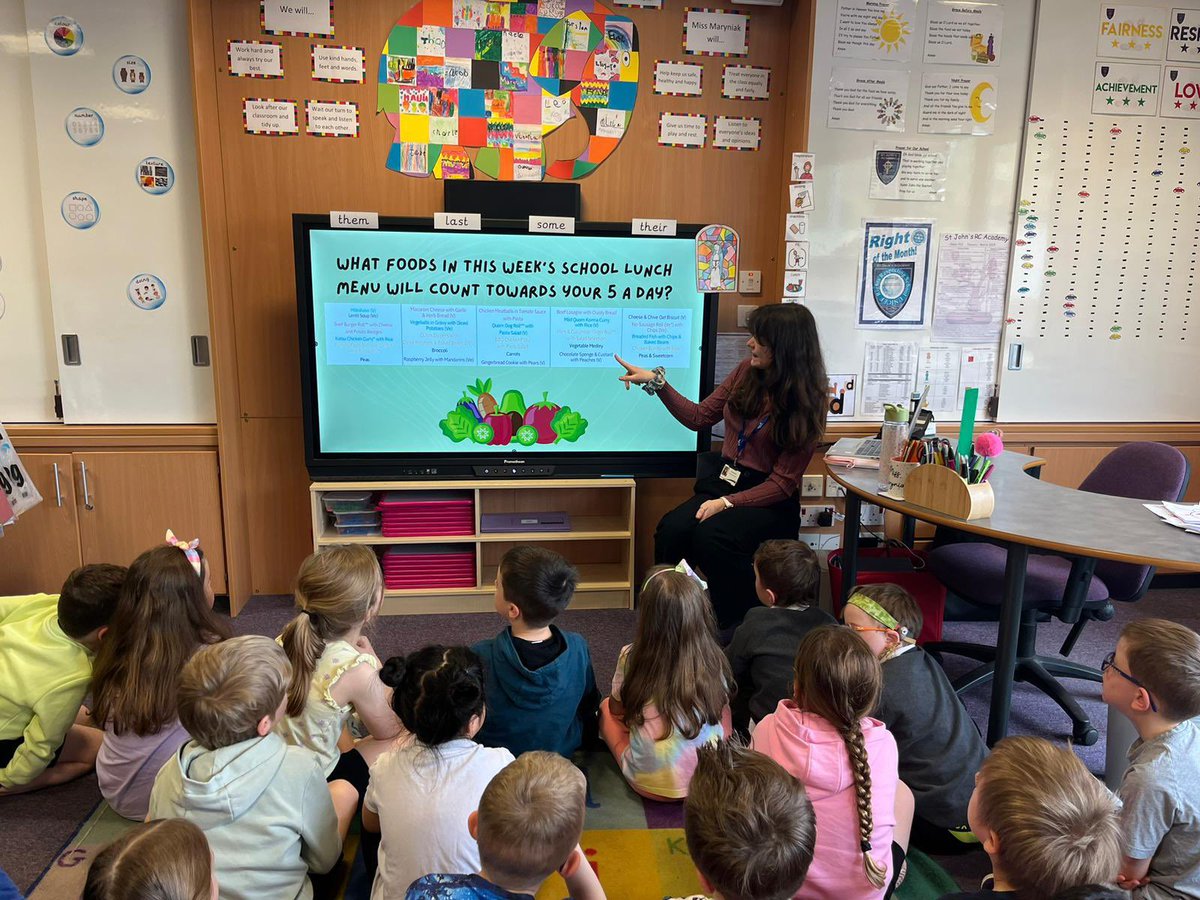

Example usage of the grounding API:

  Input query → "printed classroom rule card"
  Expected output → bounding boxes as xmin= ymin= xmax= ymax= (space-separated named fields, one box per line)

xmin=654 ymin=61 xmax=704 ymax=96
xmin=312 ymin=45 xmax=364 ymax=82
xmin=243 ymin=98 xmax=299 ymax=134
xmin=828 ymin=67 xmax=909 ymax=131
xmin=684 ymin=8 xmax=749 ymax=56
xmin=262 ymin=0 xmax=333 ymax=36
xmin=228 ymin=41 xmax=283 ymax=77
xmin=659 ymin=113 xmax=706 ymax=147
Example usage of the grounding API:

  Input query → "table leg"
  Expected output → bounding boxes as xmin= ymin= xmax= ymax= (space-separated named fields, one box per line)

xmin=987 ymin=542 xmax=1029 ymax=746
xmin=901 ymin=515 xmax=916 ymax=548
xmin=840 ymin=492 xmax=862 ymax=608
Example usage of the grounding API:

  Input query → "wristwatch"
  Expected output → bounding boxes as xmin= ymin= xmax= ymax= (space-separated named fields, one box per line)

xmin=642 ymin=366 xmax=667 ymax=395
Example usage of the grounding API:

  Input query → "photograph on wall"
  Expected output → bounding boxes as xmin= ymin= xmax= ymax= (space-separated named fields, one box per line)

xmin=856 ymin=220 xmax=934 ymax=328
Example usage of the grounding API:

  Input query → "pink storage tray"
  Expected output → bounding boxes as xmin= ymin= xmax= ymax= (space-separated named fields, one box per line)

xmin=378 ymin=496 xmax=474 ymax=511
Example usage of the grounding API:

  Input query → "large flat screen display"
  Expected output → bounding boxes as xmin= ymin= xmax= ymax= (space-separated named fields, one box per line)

xmin=295 ymin=217 xmax=717 ymax=478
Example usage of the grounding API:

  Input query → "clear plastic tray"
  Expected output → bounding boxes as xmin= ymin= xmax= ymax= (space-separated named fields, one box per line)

xmin=323 ymin=491 xmax=376 ymax=513
xmin=332 ymin=510 xmax=381 ymax=526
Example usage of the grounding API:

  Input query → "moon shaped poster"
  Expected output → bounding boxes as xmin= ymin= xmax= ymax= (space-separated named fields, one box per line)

xmin=919 ymin=71 xmax=997 ymax=135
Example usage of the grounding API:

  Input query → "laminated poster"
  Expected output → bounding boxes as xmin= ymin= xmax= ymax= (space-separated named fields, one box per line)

xmin=262 ymin=0 xmax=333 ymax=37
xmin=1162 ymin=66 xmax=1200 ymax=119
xmin=713 ymin=115 xmax=761 ymax=151
xmin=782 ymin=269 xmax=807 ymax=298
xmin=834 ymin=0 xmax=916 ymax=62
xmin=1092 ymin=62 xmax=1161 ymax=115
xmin=785 ymin=212 xmax=808 ymax=240
xmin=684 ymin=8 xmax=749 ymax=57
xmin=785 ymin=241 xmax=809 ymax=270
xmin=696 ymin=224 xmax=739 ymax=293
xmin=722 ymin=65 xmax=770 ymax=100
xmin=659 ymin=112 xmax=706 ymax=147
xmin=306 ymin=99 xmax=359 ymax=136
xmin=790 ymin=152 xmax=815 ymax=182
xmin=827 ymin=374 xmax=857 ymax=417
xmin=828 ymin=67 xmax=909 ymax=131
xmin=228 ymin=40 xmax=284 ymax=77
xmin=243 ymin=98 xmax=300 ymax=134
xmin=0 ymin=423 xmax=43 ymax=519
xmin=1167 ymin=8 xmax=1200 ymax=62
xmin=856 ymin=220 xmax=933 ymax=329
xmin=868 ymin=141 xmax=949 ymax=201
xmin=789 ymin=181 xmax=815 ymax=212
xmin=653 ymin=60 xmax=704 ymax=96
xmin=919 ymin=72 xmax=997 ymax=134
xmin=924 ymin=1 xmax=1002 ymax=66
xmin=312 ymin=45 xmax=364 ymax=82
xmin=1097 ymin=5 xmax=1166 ymax=60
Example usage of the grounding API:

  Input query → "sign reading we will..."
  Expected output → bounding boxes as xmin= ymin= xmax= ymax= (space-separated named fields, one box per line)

xmin=262 ymin=0 xmax=333 ymax=37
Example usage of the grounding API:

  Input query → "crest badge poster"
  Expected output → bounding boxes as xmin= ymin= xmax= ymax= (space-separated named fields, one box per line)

xmin=0 ymin=424 xmax=43 ymax=519
xmin=696 ymin=225 xmax=739 ymax=293
xmin=857 ymin=220 xmax=933 ymax=328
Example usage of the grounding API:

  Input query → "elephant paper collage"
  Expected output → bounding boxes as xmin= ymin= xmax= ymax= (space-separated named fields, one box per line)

xmin=378 ymin=0 xmax=639 ymax=180
xmin=0 ymin=423 xmax=42 ymax=535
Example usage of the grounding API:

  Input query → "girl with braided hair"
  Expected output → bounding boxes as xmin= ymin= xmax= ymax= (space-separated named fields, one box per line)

xmin=751 ymin=625 xmax=914 ymax=899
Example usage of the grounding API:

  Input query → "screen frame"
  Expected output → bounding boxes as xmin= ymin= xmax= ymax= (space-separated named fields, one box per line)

xmin=294 ymin=214 xmax=720 ymax=479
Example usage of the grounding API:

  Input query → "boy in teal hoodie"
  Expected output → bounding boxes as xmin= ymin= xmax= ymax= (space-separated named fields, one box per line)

xmin=473 ymin=547 xmax=599 ymax=758
xmin=149 ymin=635 xmax=352 ymax=900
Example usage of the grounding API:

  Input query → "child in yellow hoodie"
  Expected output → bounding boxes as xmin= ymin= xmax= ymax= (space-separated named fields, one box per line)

xmin=0 ymin=564 xmax=126 ymax=793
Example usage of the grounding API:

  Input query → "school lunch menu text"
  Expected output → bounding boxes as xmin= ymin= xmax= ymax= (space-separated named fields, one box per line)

xmin=309 ymin=230 xmax=705 ymax=454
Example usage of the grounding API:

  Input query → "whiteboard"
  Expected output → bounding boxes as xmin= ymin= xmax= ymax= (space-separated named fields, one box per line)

xmin=805 ymin=0 xmax=1036 ymax=422
xmin=996 ymin=0 xmax=1200 ymax=421
xmin=0 ymin=0 xmax=57 ymax=422
xmin=21 ymin=0 xmax=215 ymax=424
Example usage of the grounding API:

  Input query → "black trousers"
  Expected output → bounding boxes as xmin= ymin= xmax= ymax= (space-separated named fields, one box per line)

xmin=654 ymin=453 xmax=800 ymax=629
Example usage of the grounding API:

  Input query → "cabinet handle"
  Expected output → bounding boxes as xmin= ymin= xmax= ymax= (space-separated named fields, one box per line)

xmin=80 ymin=461 xmax=94 ymax=511
xmin=53 ymin=463 xmax=63 ymax=507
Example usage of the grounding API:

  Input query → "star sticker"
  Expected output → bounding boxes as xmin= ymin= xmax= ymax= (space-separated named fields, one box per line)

xmin=1123 ymin=96 xmax=1131 ymax=105
xmin=1138 ymin=98 xmax=1146 ymax=106
xmin=1108 ymin=96 xmax=1115 ymax=104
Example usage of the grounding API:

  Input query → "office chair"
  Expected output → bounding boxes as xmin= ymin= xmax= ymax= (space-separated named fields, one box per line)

xmin=926 ymin=442 xmax=1190 ymax=745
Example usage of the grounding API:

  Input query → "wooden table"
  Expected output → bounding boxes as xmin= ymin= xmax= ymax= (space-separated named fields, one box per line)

xmin=826 ymin=450 xmax=1200 ymax=745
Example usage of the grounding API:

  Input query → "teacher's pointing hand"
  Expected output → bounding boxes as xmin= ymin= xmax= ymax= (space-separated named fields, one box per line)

xmin=615 ymin=354 xmax=654 ymax=390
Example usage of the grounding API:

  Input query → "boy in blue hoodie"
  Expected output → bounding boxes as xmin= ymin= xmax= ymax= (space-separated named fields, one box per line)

xmin=148 ymin=635 xmax=356 ymax=900
xmin=473 ymin=547 xmax=599 ymax=757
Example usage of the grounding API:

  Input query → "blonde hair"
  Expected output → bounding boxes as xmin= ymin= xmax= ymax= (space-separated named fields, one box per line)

xmin=977 ymin=736 xmax=1122 ymax=897
xmin=621 ymin=568 xmax=731 ymax=739
xmin=280 ymin=546 xmax=383 ymax=717
xmin=792 ymin=625 xmax=887 ymax=888
xmin=1121 ymin=618 xmax=1200 ymax=721
xmin=178 ymin=635 xmax=290 ymax=749
xmin=477 ymin=751 xmax=586 ymax=887
xmin=84 ymin=818 xmax=213 ymax=900
xmin=685 ymin=741 xmax=816 ymax=900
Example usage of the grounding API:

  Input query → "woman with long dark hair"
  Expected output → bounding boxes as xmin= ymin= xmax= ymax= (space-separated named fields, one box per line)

xmin=616 ymin=303 xmax=828 ymax=631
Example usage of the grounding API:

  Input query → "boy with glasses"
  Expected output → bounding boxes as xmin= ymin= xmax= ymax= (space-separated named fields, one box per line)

xmin=1103 ymin=618 xmax=1200 ymax=898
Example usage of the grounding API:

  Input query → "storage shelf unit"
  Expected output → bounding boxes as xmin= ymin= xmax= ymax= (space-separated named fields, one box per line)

xmin=310 ymin=479 xmax=636 ymax=615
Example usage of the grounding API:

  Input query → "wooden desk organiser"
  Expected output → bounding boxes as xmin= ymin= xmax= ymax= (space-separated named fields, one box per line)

xmin=904 ymin=463 xmax=995 ymax=521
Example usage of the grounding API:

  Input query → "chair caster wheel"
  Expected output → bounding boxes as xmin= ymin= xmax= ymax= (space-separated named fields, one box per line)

xmin=1073 ymin=724 xmax=1100 ymax=746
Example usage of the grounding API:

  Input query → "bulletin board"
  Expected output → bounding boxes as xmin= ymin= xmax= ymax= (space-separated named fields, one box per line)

xmin=802 ymin=0 xmax=1036 ymax=423
xmin=996 ymin=0 xmax=1200 ymax=422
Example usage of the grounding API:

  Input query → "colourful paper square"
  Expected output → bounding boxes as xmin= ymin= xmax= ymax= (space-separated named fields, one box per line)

xmin=501 ymin=61 xmax=528 ymax=90
xmin=459 ymin=116 xmax=487 ymax=146
xmin=387 ymin=25 xmax=418 ymax=57
xmin=458 ymin=88 xmax=487 ymax=118
xmin=606 ymin=79 xmax=636 ymax=110
xmin=424 ymin=0 xmax=455 ymax=26
xmin=445 ymin=27 xmax=476 ymax=57
xmin=564 ymin=49 xmax=588 ymax=81
xmin=579 ymin=80 xmax=609 ymax=107
xmin=487 ymin=118 xmax=514 ymax=148
xmin=566 ymin=0 xmax=594 ymax=13
xmin=475 ymin=29 xmax=502 ymax=61
xmin=538 ymin=20 xmax=565 ymax=46
xmin=443 ymin=57 xmax=473 ymax=88
xmin=399 ymin=113 xmax=430 ymax=143
xmin=472 ymin=58 xmax=501 ymax=89
xmin=430 ymin=116 xmax=459 ymax=143
xmin=512 ymin=89 xmax=543 ymax=124
xmin=416 ymin=65 xmax=445 ymax=88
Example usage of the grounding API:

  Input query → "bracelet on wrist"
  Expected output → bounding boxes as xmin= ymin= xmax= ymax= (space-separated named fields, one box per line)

xmin=642 ymin=366 xmax=667 ymax=395
xmin=721 ymin=496 xmax=733 ymax=509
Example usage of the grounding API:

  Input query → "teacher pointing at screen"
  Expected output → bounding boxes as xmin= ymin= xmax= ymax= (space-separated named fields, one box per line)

xmin=616 ymin=303 xmax=828 ymax=632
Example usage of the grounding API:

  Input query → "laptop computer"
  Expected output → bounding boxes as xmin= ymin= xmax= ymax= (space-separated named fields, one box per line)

xmin=825 ymin=436 xmax=883 ymax=467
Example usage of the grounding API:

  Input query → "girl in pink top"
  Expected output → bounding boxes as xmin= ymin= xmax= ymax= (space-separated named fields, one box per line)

xmin=751 ymin=625 xmax=914 ymax=899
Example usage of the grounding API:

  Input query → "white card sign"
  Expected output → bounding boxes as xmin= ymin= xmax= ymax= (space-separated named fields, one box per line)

xmin=228 ymin=40 xmax=283 ymax=77
xmin=262 ymin=0 xmax=333 ymax=37
xmin=684 ymin=8 xmax=749 ymax=57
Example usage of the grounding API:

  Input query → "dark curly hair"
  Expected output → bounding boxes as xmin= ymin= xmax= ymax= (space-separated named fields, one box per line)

xmin=380 ymin=645 xmax=486 ymax=746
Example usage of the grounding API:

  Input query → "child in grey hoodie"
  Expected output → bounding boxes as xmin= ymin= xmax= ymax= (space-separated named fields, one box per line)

xmin=148 ymin=635 xmax=346 ymax=900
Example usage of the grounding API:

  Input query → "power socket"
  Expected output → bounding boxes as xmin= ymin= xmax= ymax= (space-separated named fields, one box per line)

xmin=861 ymin=503 xmax=884 ymax=527
xmin=825 ymin=478 xmax=845 ymax=498
xmin=800 ymin=504 xmax=836 ymax=527
xmin=801 ymin=474 xmax=823 ymax=498
xmin=799 ymin=531 xmax=842 ymax=552
xmin=737 ymin=304 xmax=755 ymax=327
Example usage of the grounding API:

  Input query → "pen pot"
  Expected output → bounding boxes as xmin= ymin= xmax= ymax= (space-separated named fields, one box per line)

xmin=886 ymin=457 xmax=922 ymax=500
xmin=904 ymin=463 xmax=995 ymax=521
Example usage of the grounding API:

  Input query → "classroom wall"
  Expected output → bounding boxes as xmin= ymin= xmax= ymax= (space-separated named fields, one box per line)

xmin=193 ymin=0 xmax=814 ymax=594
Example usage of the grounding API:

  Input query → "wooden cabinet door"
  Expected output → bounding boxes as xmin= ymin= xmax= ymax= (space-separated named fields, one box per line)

xmin=0 ymin=453 xmax=83 ymax=594
xmin=75 ymin=451 xmax=227 ymax=593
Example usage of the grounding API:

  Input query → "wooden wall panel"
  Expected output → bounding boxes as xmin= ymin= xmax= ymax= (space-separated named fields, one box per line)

xmin=196 ymin=0 xmax=811 ymax=595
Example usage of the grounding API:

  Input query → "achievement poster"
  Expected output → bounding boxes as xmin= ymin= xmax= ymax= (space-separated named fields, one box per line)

xmin=856 ymin=220 xmax=934 ymax=328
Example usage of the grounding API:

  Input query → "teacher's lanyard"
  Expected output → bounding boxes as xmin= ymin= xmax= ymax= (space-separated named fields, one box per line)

xmin=734 ymin=415 xmax=770 ymax=465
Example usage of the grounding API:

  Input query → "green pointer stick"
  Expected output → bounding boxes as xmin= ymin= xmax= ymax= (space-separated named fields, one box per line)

xmin=957 ymin=387 xmax=979 ymax=460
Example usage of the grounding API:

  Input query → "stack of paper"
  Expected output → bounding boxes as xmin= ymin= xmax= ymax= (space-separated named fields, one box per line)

xmin=1145 ymin=502 xmax=1200 ymax=536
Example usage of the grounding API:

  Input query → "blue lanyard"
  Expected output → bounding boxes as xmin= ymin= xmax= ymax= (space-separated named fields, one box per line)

xmin=735 ymin=415 xmax=770 ymax=463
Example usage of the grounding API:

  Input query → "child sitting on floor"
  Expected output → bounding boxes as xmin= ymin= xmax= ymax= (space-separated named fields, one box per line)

xmin=600 ymin=563 xmax=731 ymax=800
xmin=725 ymin=539 xmax=835 ymax=732
xmin=751 ymin=625 xmax=913 ymax=900
xmin=406 ymin=750 xmax=605 ymax=900
xmin=1103 ymin=618 xmax=1200 ymax=898
xmin=668 ymin=740 xmax=816 ymax=900
xmin=84 ymin=818 xmax=218 ymax=900
xmin=842 ymin=584 xmax=987 ymax=852
xmin=149 ymin=635 xmax=354 ymax=900
xmin=91 ymin=533 xmax=231 ymax=820
xmin=276 ymin=546 xmax=402 ymax=801
xmin=473 ymin=546 xmax=599 ymax=757
xmin=0 ymin=564 xmax=126 ymax=795
xmin=364 ymin=645 xmax=514 ymax=900
xmin=939 ymin=736 xmax=1122 ymax=899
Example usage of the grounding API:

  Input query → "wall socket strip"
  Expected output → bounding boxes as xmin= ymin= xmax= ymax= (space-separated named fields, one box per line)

xmin=825 ymin=478 xmax=845 ymax=498
xmin=861 ymin=503 xmax=884 ymax=527
xmin=801 ymin=474 xmax=823 ymax=497
xmin=799 ymin=504 xmax=837 ymax=527
xmin=800 ymin=531 xmax=842 ymax=552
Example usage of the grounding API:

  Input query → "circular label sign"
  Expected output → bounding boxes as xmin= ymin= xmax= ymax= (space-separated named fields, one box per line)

xmin=136 ymin=156 xmax=174 ymax=194
xmin=65 ymin=107 xmax=104 ymax=146
xmin=61 ymin=191 xmax=100 ymax=229
xmin=127 ymin=274 xmax=166 ymax=310
xmin=45 ymin=16 xmax=83 ymax=55
xmin=113 ymin=55 xmax=151 ymax=93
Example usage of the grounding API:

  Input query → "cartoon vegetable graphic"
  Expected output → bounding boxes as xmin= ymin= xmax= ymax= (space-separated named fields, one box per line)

xmin=439 ymin=407 xmax=477 ymax=442
xmin=470 ymin=422 xmax=495 ymax=444
xmin=498 ymin=390 xmax=526 ymax=417
xmin=485 ymin=413 xmax=514 ymax=446
xmin=550 ymin=407 xmax=589 ymax=443
xmin=523 ymin=392 xmax=561 ymax=444
xmin=457 ymin=393 xmax=482 ymax=422
xmin=468 ymin=378 xmax=498 ymax=416
xmin=515 ymin=425 xmax=539 ymax=446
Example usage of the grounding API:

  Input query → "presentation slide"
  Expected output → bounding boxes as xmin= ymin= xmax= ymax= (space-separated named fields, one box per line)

xmin=308 ymin=229 xmax=707 ymax=454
